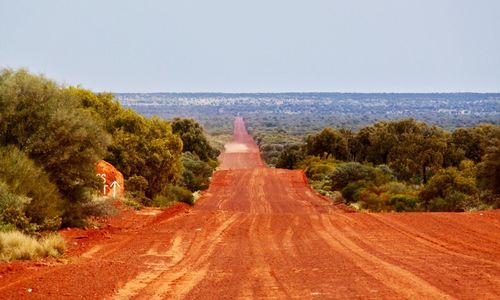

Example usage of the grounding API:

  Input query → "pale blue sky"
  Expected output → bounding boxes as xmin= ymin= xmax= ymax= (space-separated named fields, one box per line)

xmin=1 ymin=0 xmax=499 ymax=92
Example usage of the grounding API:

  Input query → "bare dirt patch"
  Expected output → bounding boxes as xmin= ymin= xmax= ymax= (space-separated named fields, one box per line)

xmin=223 ymin=142 xmax=250 ymax=153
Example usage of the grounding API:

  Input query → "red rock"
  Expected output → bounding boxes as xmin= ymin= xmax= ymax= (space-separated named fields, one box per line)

xmin=95 ymin=160 xmax=125 ymax=198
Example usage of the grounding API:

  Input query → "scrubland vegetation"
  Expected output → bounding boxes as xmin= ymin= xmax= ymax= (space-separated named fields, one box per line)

xmin=0 ymin=230 xmax=65 ymax=262
xmin=0 ymin=69 xmax=218 ymax=243
xmin=1 ymin=68 xmax=498 ymax=261
xmin=254 ymin=119 xmax=500 ymax=212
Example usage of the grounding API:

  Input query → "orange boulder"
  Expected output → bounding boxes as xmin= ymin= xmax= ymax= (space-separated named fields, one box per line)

xmin=95 ymin=160 xmax=125 ymax=198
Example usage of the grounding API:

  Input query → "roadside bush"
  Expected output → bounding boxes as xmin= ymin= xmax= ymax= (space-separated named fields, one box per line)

xmin=478 ymin=191 xmax=500 ymax=209
xmin=374 ymin=165 xmax=396 ymax=185
xmin=301 ymin=157 xmax=336 ymax=181
xmin=180 ymin=152 xmax=215 ymax=192
xmin=0 ymin=69 xmax=110 ymax=227
xmin=379 ymin=181 xmax=412 ymax=195
xmin=39 ymin=234 xmax=67 ymax=257
xmin=0 ymin=181 xmax=33 ymax=232
xmin=306 ymin=128 xmax=349 ymax=160
xmin=389 ymin=195 xmax=419 ymax=212
xmin=419 ymin=167 xmax=478 ymax=211
xmin=341 ymin=180 xmax=369 ymax=203
xmin=358 ymin=189 xmax=386 ymax=211
xmin=428 ymin=191 xmax=476 ymax=212
xmin=170 ymin=186 xmax=195 ymax=205
xmin=276 ymin=144 xmax=306 ymax=169
xmin=122 ymin=193 xmax=144 ymax=210
xmin=0 ymin=230 xmax=65 ymax=262
xmin=330 ymin=162 xmax=376 ymax=191
xmin=152 ymin=195 xmax=175 ymax=208
xmin=159 ymin=185 xmax=194 ymax=205
xmin=0 ymin=146 xmax=63 ymax=230
xmin=126 ymin=175 xmax=149 ymax=195
xmin=171 ymin=118 xmax=220 ymax=162
xmin=476 ymin=136 xmax=500 ymax=196
xmin=82 ymin=197 xmax=118 ymax=217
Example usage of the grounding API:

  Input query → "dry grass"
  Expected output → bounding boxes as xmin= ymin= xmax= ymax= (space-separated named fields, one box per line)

xmin=0 ymin=230 xmax=66 ymax=262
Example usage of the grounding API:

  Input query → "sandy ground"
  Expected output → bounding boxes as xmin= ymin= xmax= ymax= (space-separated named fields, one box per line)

xmin=0 ymin=116 xmax=499 ymax=299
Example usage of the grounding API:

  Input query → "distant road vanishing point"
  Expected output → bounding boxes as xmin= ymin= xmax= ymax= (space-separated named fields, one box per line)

xmin=1 ymin=117 xmax=500 ymax=299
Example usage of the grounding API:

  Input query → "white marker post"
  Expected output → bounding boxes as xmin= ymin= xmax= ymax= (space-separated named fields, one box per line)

xmin=110 ymin=180 xmax=120 ymax=198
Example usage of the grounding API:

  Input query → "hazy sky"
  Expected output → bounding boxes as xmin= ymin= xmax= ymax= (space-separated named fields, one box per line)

xmin=1 ymin=0 xmax=499 ymax=92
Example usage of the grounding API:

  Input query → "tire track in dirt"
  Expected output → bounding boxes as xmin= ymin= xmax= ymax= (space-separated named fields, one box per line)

xmin=367 ymin=213 xmax=500 ymax=267
xmin=314 ymin=214 xmax=453 ymax=299
xmin=122 ymin=213 xmax=241 ymax=299
xmin=324 ymin=212 xmax=500 ymax=299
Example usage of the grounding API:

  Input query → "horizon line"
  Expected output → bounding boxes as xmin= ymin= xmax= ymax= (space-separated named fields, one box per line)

xmin=111 ymin=91 xmax=500 ymax=95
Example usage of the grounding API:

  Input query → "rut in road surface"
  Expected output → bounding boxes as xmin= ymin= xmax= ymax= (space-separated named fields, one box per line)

xmin=1 ymin=116 xmax=500 ymax=299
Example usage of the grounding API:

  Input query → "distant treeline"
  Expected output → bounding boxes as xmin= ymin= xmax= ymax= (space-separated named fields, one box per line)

xmin=253 ymin=119 xmax=500 ymax=212
xmin=116 ymin=92 xmax=500 ymax=132
xmin=0 ymin=69 xmax=218 ymax=233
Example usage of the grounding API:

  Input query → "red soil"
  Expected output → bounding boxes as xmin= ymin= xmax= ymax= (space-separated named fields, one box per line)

xmin=1 ymin=117 xmax=500 ymax=299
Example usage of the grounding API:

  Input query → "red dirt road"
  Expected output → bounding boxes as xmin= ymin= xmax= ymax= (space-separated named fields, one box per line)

xmin=1 ymin=117 xmax=500 ymax=299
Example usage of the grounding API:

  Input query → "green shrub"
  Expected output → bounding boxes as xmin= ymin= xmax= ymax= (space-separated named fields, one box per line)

xmin=428 ymin=191 xmax=475 ymax=212
xmin=162 ymin=185 xmax=194 ymax=205
xmin=126 ymin=175 xmax=149 ymax=194
xmin=180 ymin=152 xmax=215 ymax=192
xmin=478 ymin=191 xmax=500 ymax=209
xmin=151 ymin=185 xmax=194 ymax=207
xmin=420 ymin=167 xmax=478 ymax=211
xmin=306 ymin=128 xmax=349 ymax=160
xmin=152 ymin=194 xmax=176 ymax=208
xmin=358 ymin=189 xmax=386 ymax=211
xmin=330 ymin=162 xmax=376 ymax=190
xmin=0 ymin=146 xmax=63 ymax=230
xmin=0 ymin=70 xmax=111 ymax=227
xmin=374 ymin=165 xmax=396 ymax=185
xmin=379 ymin=181 xmax=412 ymax=195
xmin=171 ymin=118 xmax=220 ymax=162
xmin=341 ymin=181 xmax=369 ymax=203
xmin=276 ymin=144 xmax=306 ymax=169
xmin=389 ymin=194 xmax=419 ymax=212
xmin=476 ymin=135 xmax=500 ymax=195
xmin=125 ymin=176 xmax=152 ymax=206
xmin=122 ymin=193 xmax=144 ymax=210
xmin=0 ymin=181 xmax=35 ymax=233
xmin=302 ymin=157 xmax=336 ymax=181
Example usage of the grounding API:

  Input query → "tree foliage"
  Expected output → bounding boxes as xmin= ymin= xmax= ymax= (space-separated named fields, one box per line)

xmin=171 ymin=118 xmax=220 ymax=162
xmin=419 ymin=167 xmax=478 ymax=211
xmin=330 ymin=162 xmax=376 ymax=191
xmin=0 ymin=69 xmax=110 ymax=226
xmin=476 ymin=129 xmax=500 ymax=196
xmin=276 ymin=144 xmax=306 ymax=169
xmin=344 ymin=119 xmax=448 ymax=183
xmin=0 ymin=146 xmax=63 ymax=230
xmin=306 ymin=128 xmax=348 ymax=160
xmin=0 ymin=69 xmax=216 ymax=230
xmin=75 ymin=88 xmax=184 ymax=199
xmin=265 ymin=118 xmax=499 ymax=212
xmin=179 ymin=152 xmax=215 ymax=192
